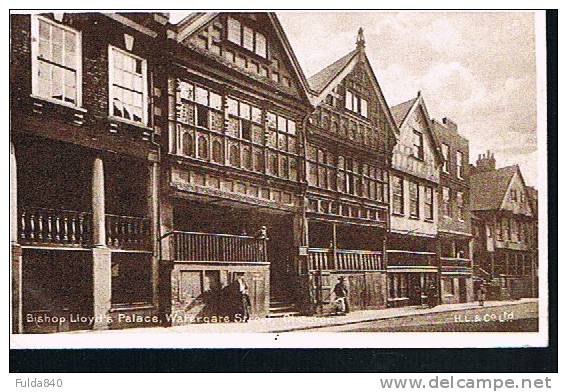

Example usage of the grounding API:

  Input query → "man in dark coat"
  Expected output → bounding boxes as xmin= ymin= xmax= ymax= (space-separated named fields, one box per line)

xmin=333 ymin=277 xmax=349 ymax=315
xmin=427 ymin=283 xmax=438 ymax=308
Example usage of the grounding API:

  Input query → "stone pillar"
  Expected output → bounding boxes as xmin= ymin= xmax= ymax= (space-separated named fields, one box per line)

xmin=91 ymin=156 xmax=111 ymax=330
xmin=92 ymin=157 xmax=106 ymax=247
xmin=11 ymin=142 xmax=23 ymax=334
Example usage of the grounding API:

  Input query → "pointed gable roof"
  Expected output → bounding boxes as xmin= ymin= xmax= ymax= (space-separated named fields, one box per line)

xmin=470 ymin=165 xmax=519 ymax=211
xmin=306 ymin=29 xmax=399 ymax=140
xmin=390 ymin=97 xmax=418 ymax=128
xmin=173 ymin=12 xmax=312 ymax=103
xmin=390 ymin=92 xmax=444 ymax=163
xmin=307 ymin=49 xmax=358 ymax=94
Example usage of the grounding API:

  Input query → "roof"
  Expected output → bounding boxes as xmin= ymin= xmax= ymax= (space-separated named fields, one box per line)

xmin=470 ymin=165 xmax=519 ymax=211
xmin=389 ymin=93 xmax=444 ymax=164
xmin=173 ymin=12 xmax=313 ymax=104
xmin=390 ymin=97 xmax=418 ymax=128
xmin=307 ymin=49 xmax=358 ymax=93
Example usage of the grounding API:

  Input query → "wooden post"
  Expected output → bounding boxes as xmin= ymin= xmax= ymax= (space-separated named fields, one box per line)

xmin=436 ymin=236 xmax=443 ymax=304
xmin=331 ymin=222 xmax=337 ymax=270
xmin=11 ymin=142 xmax=23 ymax=333
xmin=149 ymin=159 xmax=160 ymax=307
xmin=91 ymin=156 xmax=111 ymax=330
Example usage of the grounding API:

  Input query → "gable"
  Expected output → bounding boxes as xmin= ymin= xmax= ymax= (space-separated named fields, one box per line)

xmin=307 ymin=59 xmax=396 ymax=156
xmin=501 ymin=171 xmax=533 ymax=216
xmin=175 ymin=12 xmax=311 ymax=103
xmin=308 ymin=50 xmax=398 ymax=145
xmin=391 ymin=100 xmax=441 ymax=182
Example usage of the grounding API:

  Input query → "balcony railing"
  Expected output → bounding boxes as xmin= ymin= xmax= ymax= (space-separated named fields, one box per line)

xmin=106 ymin=214 xmax=152 ymax=251
xmin=169 ymin=231 xmax=268 ymax=263
xmin=440 ymin=257 xmax=472 ymax=268
xmin=18 ymin=206 xmax=151 ymax=250
xmin=18 ymin=207 xmax=92 ymax=246
xmin=307 ymin=248 xmax=383 ymax=271
xmin=387 ymin=250 xmax=437 ymax=267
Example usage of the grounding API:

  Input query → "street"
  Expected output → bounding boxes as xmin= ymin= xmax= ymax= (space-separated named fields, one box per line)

xmin=301 ymin=301 xmax=538 ymax=332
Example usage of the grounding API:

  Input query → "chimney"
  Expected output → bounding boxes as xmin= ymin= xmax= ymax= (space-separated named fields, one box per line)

xmin=442 ymin=117 xmax=458 ymax=132
xmin=475 ymin=150 xmax=496 ymax=172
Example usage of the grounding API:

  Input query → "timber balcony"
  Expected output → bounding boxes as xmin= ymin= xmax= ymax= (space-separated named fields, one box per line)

xmin=440 ymin=257 xmax=473 ymax=274
xmin=386 ymin=250 xmax=438 ymax=268
xmin=167 ymin=231 xmax=268 ymax=263
xmin=18 ymin=207 xmax=152 ymax=251
xmin=306 ymin=248 xmax=383 ymax=272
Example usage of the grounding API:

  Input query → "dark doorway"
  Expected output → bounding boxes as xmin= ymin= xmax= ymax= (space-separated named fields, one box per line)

xmin=458 ymin=278 xmax=468 ymax=303
xmin=22 ymin=249 xmax=93 ymax=333
xmin=408 ymin=274 xmax=423 ymax=306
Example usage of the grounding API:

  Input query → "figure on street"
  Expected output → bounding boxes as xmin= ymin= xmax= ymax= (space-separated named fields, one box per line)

xmin=333 ymin=277 xmax=349 ymax=315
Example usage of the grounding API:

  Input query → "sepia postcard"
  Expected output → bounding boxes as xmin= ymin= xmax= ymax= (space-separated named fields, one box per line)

xmin=9 ymin=9 xmax=549 ymax=349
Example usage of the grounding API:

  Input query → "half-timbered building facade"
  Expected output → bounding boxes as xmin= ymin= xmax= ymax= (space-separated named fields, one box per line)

xmin=470 ymin=152 xmax=537 ymax=299
xmin=161 ymin=13 xmax=314 ymax=322
xmin=300 ymin=30 xmax=397 ymax=314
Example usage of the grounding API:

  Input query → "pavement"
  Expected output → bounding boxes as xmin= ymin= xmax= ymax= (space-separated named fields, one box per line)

xmin=67 ymin=297 xmax=538 ymax=334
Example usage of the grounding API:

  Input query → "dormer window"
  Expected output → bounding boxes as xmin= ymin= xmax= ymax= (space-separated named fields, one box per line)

xmin=345 ymin=90 xmax=368 ymax=118
xmin=226 ymin=16 xmax=268 ymax=58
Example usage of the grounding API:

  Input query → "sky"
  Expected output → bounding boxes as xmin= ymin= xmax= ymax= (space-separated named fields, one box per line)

xmin=170 ymin=12 xmax=539 ymax=186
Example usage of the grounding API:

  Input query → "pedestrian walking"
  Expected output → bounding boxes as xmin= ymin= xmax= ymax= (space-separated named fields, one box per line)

xmin=235 ymin=274 xmax=251 ymax=322
xmin=333 ymin=277 xmax=349 ymax=315
xmin=427 ymin=283 xmax=438 ymax=308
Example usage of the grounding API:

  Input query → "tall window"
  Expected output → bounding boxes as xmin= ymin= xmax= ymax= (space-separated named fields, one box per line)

xmin=392 ymin=176 xmax=404 ymax=215
xmin=345 ymin=90 xmax=368 ymax=118
xmin=456 ymin=191 xmax=464 ymax=221
xmin=409 ymin=181 xmax=419 ymax=218
xmin=442 ymin=186 xmax=451 ymax=218
xmin=32 ymin=16 xmax=82 ymax=106
xmin=502 ymin=217 xmax=510 ymax=240
xmin=456 ymin=151 xmax=464 ymax=179
xmin=442 ymin=143 xmax=450 ymax=173
xmin=424 ymin=186 xmax=434 ymax=221
xmin=109 ymin=46 xmax=147 ymax=124
xmin=226 ymin=17 xmax=268 ymax=58
xmin=510 ymin=189 xmax=518 ymax=202
xmin=413 ymin=130 xmax=424 ymax=159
